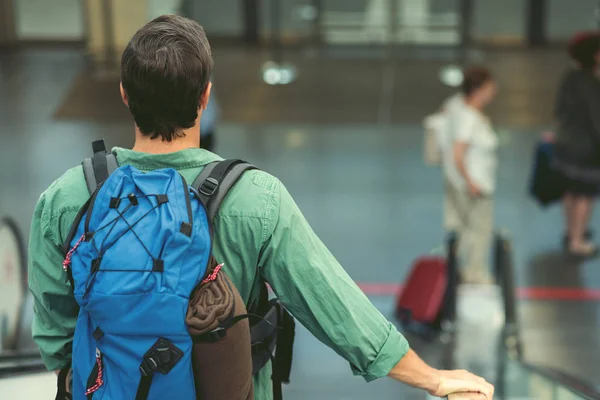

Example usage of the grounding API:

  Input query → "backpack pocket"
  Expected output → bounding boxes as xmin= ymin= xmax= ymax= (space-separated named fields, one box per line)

xmin=95 ymin=333 xmax=196 ymax=400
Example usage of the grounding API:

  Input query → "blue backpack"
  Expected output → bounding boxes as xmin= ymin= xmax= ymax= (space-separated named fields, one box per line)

xmin=58 ymin=140 xmax=294 ymax=400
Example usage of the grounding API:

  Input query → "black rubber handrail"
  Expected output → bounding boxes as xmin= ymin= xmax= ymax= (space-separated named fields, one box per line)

xmin=0 ymin=357 xmax=47 ymax=379
xmin=519 ymin=361 xmax=600 ymax=400
xmin=0 ymin=216 xmax=29 ymax=351
xmin=0 ymin=348 xmax=42 ymax=362
xmin=0 ymin=348 xmax=46 ymax=379
xmin=494 ymin=231 xmax=522 ymax=357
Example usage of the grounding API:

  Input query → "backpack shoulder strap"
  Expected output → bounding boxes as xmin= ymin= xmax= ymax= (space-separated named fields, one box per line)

xmin=193 ymin=159 xmax=257 ymax=225
xmin=82 ymin=139 xmax=118 ymax=195
xmin=194 ymin=160 xmax=295 ymax=396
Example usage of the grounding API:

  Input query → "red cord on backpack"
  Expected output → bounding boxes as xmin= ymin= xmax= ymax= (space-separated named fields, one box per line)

xmin=201 ymin=263 xmax=224 ymax=284
xmin=63 ymin=233 xmax=86 ymax=271
xmin=84 ymin=352 xmax=104 ymax=396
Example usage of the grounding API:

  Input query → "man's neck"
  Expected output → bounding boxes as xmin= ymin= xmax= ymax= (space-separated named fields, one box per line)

xmin=132 ymin=126 xmax=201 ymax=154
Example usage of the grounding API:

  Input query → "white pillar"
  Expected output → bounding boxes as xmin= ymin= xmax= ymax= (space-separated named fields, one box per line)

xmin=364 ymin=0 xmax=389 ymax=43
xmin=85 ymin=0 xmax=149 ymax=68
xmin=399 ymin=0 xmax=431 ymax=42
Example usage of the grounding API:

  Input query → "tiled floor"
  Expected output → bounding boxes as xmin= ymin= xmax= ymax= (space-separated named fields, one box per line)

xmin=1 ymin=45 xmax=599 ymax=398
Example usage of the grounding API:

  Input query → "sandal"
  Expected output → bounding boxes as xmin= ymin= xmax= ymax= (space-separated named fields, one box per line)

xmin=568 ymin=241 xmax=599 ymax=258
xmin=563 ymin=229 xmax=594 ymax=249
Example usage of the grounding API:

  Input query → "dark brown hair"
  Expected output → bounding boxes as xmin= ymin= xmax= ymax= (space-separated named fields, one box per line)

xmin=568 ymin=32 xmax=600 ymax=70
xmin=121 ymin=14 xmax=213 ymax=141
xmin=461 ymin=66 xmax=493 ymax=97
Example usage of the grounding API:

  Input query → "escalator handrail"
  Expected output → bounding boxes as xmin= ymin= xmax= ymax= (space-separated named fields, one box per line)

xmin=496 ymin=232 xmax=600 ymax=400
xmin=0 ymin=348 xmax=42 ymax=362
xmin=0 ymin=216 xmax=29 ymax=351
xmin=519 ymin=360 xmax=600 ymax=400
xmin=0 ymin=348 xmax=47 ymax=379
xmin=0 ymin=356 xmax=47 ymax=379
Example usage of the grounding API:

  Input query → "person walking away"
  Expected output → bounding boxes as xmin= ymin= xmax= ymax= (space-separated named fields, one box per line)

xmin=441 ymin=66 xmax=498 ymax=284
xmin=553 ymin=32 xmax=600 ymax=257
xmin=28 ymin=15 xmax=494 ymax=400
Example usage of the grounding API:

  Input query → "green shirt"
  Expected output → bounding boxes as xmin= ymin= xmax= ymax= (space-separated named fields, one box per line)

xmin=28 ymin=147 xmax=409 ymax=399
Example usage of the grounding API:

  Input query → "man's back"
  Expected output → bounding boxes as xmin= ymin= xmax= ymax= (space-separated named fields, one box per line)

xmin=29 ymin=146 xmax=409 ymax=400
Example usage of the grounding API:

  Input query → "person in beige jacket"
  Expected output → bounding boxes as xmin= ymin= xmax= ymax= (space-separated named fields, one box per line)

xmin=440 ymin=66 xmax=498 ymax=284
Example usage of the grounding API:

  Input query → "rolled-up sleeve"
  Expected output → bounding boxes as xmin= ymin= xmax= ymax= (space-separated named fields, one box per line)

xmin=259 ymin=180 xmax=409 ymax=382
xmin=28 ymin=195 xmax=79 ymax=371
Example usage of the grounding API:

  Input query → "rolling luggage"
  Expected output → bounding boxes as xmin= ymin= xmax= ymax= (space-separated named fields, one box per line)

xmin=395 ymin=256 xmax=447 ymax=325
xmin=395 ymin=234 xmax=458 ymax=332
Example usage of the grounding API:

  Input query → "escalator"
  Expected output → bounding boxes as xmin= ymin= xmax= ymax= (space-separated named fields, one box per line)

xmin=494 ymin=232 xmax=600 ymax=400
xmin=0 ymin=216 xmax=599 ymax=399
xmin=501 ymin=356 xmax=600 ymax=399
xmin=0 ymin=216 xmax=54 ymax=397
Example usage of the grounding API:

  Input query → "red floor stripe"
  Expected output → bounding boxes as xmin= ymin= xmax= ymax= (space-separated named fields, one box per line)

xmin=515 ymin=287 xmax=600 ymax=301
xmin=357 ymin=283 xmax=600 ymax=301
xmin=357 ymin=283 xmax=400 ymax=296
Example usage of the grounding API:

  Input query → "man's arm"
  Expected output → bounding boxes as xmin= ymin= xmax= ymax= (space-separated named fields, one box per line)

xmin=259 ymin=180 xmax=493 ymax=397
xmin=388 ymin=349 xmax=494 ymax=399
xmin=580 ymin=76 xmax=600 ymax=141
xmin=453 ymin=141 xmax=480 ymax=196
xmin=28 ymin=195 xmax=79 ymax=371
xmin=452 ymin=110 xmax=480 ymax=196
xmin=259 ymin=180 xmax=408 ymax=381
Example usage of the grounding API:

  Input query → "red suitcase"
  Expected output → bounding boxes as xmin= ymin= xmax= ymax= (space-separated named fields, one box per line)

xmin=395 ymin=256 xmax=447 ymax=325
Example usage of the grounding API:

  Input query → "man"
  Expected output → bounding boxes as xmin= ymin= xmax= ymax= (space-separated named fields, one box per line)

xmin=28 ymin=14 xmax=494 ymax=399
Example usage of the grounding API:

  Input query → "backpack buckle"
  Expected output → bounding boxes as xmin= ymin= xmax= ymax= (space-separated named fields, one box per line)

xmin=206 ymin=327 xmax=226 ymax=342
xmin=92 ymin=139 xmax=107 ymax=154
xmin=140 ymin=357 xmax=158 ymax=376
xmin=199 ymin=177 xmax=219 ymax=196
xmin=139 ymin=338 xmax=183 ymax=376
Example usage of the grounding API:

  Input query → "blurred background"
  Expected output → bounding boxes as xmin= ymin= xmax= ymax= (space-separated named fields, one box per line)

xmin=1 ymin=0 xmax=600 ymax=399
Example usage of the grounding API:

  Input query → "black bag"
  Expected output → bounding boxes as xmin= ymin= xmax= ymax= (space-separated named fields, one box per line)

xmin=529 ymin=141 xmax=565 ymax=207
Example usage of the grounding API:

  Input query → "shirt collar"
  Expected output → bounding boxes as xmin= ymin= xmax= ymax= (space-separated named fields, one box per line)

xmin=112 ymin=147 xmax=222 ymax=171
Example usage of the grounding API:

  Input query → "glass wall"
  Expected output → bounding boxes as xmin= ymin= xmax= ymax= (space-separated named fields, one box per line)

xmin=547 ymin=0 xmax=599 ymax=41
xmin=317 ymin=0 xmax=461 ymax=45
xmin=14 ymin=0 xmax=84 ymax=41
xmin=8 ymin=0 xmax=600 ymax=45
xmin=472 ymin=0 xmax=525 ymax=44
xmin=184 ymin=0 xmax=244 ymax=36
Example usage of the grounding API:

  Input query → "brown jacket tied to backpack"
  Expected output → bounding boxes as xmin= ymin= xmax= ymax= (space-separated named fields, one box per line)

xmin=186 ymin=257 xmax=254 ymax=400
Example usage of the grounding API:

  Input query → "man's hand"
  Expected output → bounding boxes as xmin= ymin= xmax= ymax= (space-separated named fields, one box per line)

xmin=541 ymin=131 xmax=556 ymax=143
xmin=387 ymin=350 xmax=494 ymax=399
xmin=431 ymin=370 xmax=494 ymax=399
xmin=448 ymin=393 xmax=489 ymax=400
xmin=453 ymin=141 xmax=481 ymax=198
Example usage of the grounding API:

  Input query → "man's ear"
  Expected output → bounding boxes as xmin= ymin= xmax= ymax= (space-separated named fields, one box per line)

xmin=199 ymin=82 xmax=212 ymax=110
xmin=120 ymin=82 xmax=128 ymax=106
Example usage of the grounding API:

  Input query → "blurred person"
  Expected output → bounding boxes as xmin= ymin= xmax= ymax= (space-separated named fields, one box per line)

xmin=552 ymin=32 xmax=600 ymax=257
xmin=200 ymin=83 xmax=219 ymax=152
xmin=28 ymin=15 xmax=494 ymax=400
xmin=440 ymin=66 xmax=498 ymax=284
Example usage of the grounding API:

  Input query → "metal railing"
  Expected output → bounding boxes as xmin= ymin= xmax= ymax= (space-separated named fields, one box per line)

xmin=494 ymin=232 xmax=522 ymax=358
